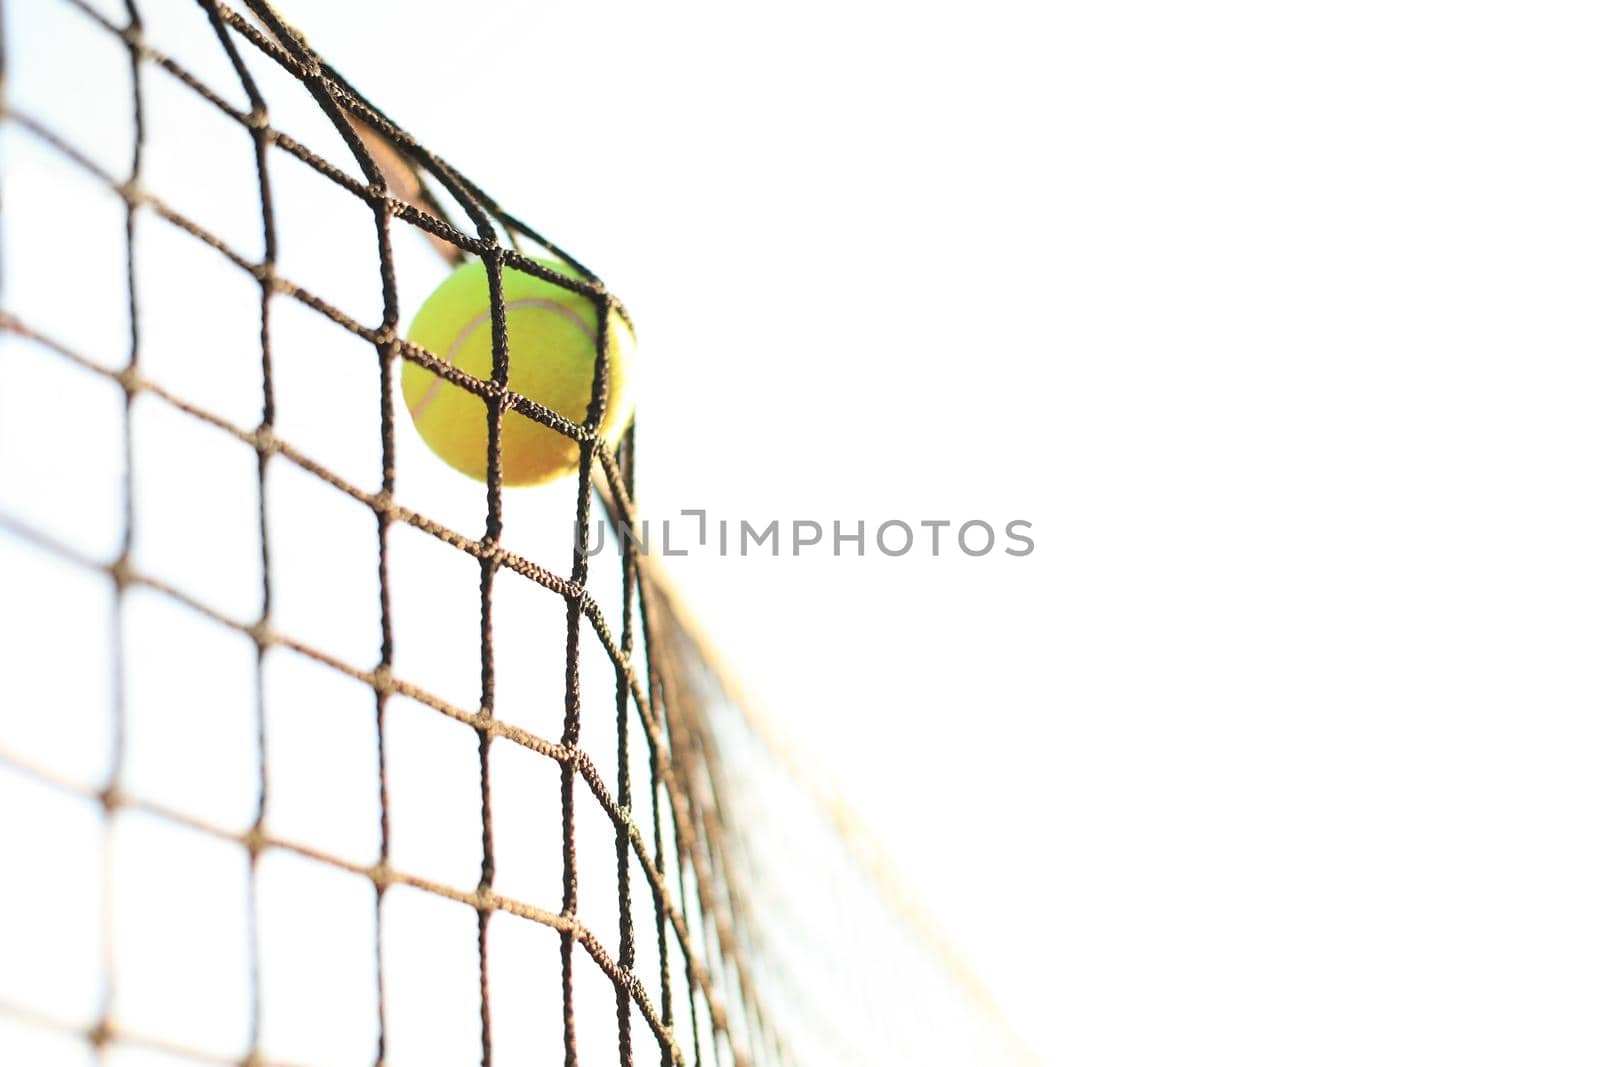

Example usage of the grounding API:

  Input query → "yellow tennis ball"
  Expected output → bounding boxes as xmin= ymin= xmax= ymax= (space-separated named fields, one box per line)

xmin=401 ymin=258 xmax=636 ymax=486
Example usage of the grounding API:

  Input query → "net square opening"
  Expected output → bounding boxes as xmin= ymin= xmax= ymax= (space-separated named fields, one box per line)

xmin=485 ymin=568 xmax=568 ymax=742
xmin=263 ymin=453 xmax=380 ymax=670
xmin=109 ymin=810 xmax=252 ymax=1060
xmin=0 ymin=536 xmax=115 ymax=787
xmin=385 ymin=694 xmax=483 ymax=893
xmin=572 ymin=768 xmax=624 ymax=970
xmin=266 ymin=141 xmax=386 ymax=332
xmin=0 ymin=767 xmax=104 ymax=1024
xmin=0 ymin=128 xmax=130 ymax=372
xmin=122 ymin=586 xmax=260 ymax=833
xmin=388 ymin=519 xmax=483 ymax=715
xmin=2 ymin=0 xmax=135 ymax=181
xmin=485 ymin=912 xmax=565 ymax=1064
xmin=140 ymin=44 xmax=263 ymax=264
xmin=261 ymin=647 xmax=381 ymax=868
xmin=130 ymin=394 xmax=263 ymax=623
xmin=267 ymin=289 xmax=383 ymax=496
xmin=256 ymin=848 xmax=379 ymax=1067
xmin=567 ymin=927 xmax=623 ymax=1065
xmin=379 ymin=885 xmax=482 ymax=1067
xmin=135 ymin=211 xmax=265 ymax=431
xmin=0 ymin=334 xmax=126 ymax=562
xmin=485 ymin=737 xmax=563 ymax=912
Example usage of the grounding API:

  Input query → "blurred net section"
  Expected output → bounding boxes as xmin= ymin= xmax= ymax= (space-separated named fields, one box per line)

xmin=654 ymin=605 xmax=1026 ymax=1067
xmin=0 ymin=1 xmax=1027 ymax=1065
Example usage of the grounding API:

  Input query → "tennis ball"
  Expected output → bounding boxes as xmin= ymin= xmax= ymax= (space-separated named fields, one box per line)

xmin=401 ymin=257 xmax=636 ymax=486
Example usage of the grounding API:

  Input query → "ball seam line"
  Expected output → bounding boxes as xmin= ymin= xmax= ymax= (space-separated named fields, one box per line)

xmin=408 ymin=297 xmax=599 ymax=422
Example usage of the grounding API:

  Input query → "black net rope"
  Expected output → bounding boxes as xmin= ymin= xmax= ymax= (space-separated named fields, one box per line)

xmin=0 ymin=1 xmax=779 ymax=1064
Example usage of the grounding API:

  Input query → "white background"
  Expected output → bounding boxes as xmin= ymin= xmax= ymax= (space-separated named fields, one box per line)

xmin=5 ymin=1 xmax=1600 ymax=1064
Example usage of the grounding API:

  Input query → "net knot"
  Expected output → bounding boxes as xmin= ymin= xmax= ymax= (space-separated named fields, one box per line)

xmin=87 ymin=1019 xmax=113 ymax=1050
xmin=371 ymin=664 xmax=396 ymax=695
xmin=246 ymin=619 xmax=276 ymax=649
xmin=368 ymin=490 xmax=395 ymax=522
xmin=370 ymin=863 xmax=396 ymax=891
xmin=108 ymin=554 xmax=135 ymax=591
xmin=116 ymin=180 xmax=147 ymax=207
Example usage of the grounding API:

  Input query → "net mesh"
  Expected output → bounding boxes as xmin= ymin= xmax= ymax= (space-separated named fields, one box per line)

xmin=0 ymin=2 xmax=1029 ymax=1064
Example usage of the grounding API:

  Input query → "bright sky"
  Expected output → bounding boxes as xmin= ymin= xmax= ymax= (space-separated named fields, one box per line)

xmin=5 ymin=1 xmax=1600 ymax=1065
